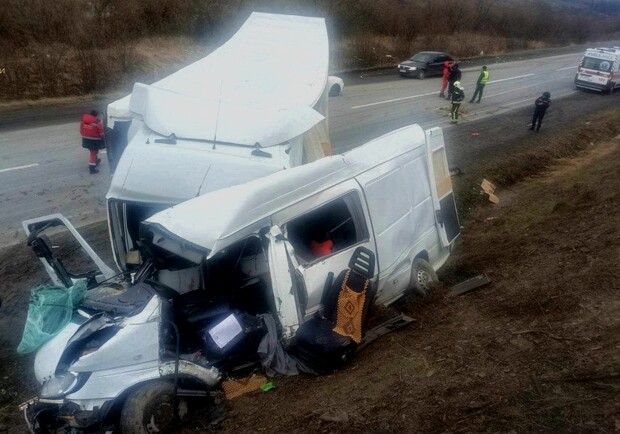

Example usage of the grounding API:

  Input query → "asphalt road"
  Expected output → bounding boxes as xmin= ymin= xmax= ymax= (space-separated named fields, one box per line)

xmin=0 ymin=50 xmax=618 ymax=247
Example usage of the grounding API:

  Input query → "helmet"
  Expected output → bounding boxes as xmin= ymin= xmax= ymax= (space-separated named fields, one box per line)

xmin=543 ymin=92 xmax=551 ymax=99
xmin=454 ymin=81 xmax=462 ymax=88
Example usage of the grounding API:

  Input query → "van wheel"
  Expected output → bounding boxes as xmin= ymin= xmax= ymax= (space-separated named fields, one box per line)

xmin=120 ymin=381 xmax=187 ymax=434
xmin=410 ymin=258 xmax=438 ymax=297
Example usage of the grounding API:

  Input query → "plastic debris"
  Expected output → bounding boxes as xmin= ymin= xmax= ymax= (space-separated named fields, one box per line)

xmin=260 ymin=382 xmax=275 ymax=393
xmin=17 ymin=280 xmax=87 ymax=354
xmin=449 ymin=274 xmax=491 ymax=296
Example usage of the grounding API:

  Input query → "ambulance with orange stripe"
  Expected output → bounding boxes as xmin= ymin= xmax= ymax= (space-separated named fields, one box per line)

xmin=574 ymin=47 xmax=620 ymax=94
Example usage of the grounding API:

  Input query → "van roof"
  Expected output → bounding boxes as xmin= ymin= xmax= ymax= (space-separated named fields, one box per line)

xmin=144 ymin=124 xmax=430 ymax=256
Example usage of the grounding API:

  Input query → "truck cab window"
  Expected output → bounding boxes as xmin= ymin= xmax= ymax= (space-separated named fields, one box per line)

xmin=286 ymin=192 xmax=368 ymax=263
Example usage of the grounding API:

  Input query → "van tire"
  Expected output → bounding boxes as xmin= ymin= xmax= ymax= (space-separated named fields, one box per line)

xmin=120 ymin=381 xmax=186 ymax=434
xmin=410 ymin=258 xmax=438 ymax=297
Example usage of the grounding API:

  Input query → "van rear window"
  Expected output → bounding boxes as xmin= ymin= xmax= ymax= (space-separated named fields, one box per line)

xmin=582 ymin=56 xmax=613 ymax=72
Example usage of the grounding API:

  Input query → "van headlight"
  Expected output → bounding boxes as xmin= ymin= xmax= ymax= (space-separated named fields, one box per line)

xmin=40 ymin=372 xmax=89 ymax=399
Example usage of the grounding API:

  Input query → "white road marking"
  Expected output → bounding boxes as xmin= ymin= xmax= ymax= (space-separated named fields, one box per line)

xmin=0 ymin=163 xmax=39 ymax=174
xmin=352 ymin=73 xmax=536 ymax=109
xmin=352 ymin=91 xmax=438 ymax=109
xmin=556 ymin=66 xmax=576 ymax=71
xmin=487 ymin=73 xmax=535 ymax=84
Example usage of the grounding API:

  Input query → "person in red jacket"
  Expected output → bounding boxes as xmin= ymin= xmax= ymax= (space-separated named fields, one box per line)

xmin=80 ymin=110 xmax=104 ymax=174
xmin=438 ymin=60 xmax=454 ymax=98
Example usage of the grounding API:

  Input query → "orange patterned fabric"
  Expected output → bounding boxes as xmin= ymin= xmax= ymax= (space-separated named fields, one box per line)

xmin=332 ymin=270 xmax=368 ymax=343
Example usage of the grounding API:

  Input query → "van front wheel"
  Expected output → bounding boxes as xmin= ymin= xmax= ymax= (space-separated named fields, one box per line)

xmin=410 ymin=258 xmax=438 ymax=297
xmin=120 ymin=381 xmax=187 ymax=434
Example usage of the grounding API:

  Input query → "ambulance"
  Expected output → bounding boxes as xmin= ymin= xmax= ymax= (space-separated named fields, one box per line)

xmin=574 ymin=46 xmax=620 ymax=94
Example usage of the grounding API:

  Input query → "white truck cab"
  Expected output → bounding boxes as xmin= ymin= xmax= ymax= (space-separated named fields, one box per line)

xmin=575 ymin=46 xmax=620 ymax=94
xmin=104 ymin=12 xmax=332 ymax=272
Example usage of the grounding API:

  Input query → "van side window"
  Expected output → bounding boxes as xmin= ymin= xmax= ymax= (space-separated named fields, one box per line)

xmin=285 ymin=192 xmax=368 ymax=263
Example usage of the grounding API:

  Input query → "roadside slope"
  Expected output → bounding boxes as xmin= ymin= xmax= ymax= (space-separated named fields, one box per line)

xmin=212 ymin=140 xmax=620 ymax=432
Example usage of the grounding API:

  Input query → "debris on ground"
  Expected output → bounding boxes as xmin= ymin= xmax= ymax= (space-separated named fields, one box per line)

xmin=222 ymin=374 xmax=268 ymax=400
xmin=448 ymin=274 xmax=491 ymax=296
xmin=480 ymin=178 xmax=499 ymax=203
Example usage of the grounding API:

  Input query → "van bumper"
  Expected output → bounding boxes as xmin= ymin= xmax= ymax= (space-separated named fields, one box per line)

xmin=574 ymin=78 xmax=610 ymax=92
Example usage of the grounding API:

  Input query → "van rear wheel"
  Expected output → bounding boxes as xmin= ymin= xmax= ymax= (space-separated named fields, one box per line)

xmin=120 ymin=381 xmax=187 ymax=434
xmin=410 ymin=258 xmax=438 ymax=297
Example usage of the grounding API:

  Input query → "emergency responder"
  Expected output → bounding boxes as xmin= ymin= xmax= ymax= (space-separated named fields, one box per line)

xmin=80 ymin=110 xmax=104 ymax=174
xmin=446 ymin=62 xmax=461 ymax=100
xmin=470 ymin=65 xmax=489 ymax=103
xmin=529 ymin=92 xmax=551 ymax=132
xmin=439 ymin=60 xmax=454 ymax=98
xmin=450 ymin=81 xmax=465 ymax=124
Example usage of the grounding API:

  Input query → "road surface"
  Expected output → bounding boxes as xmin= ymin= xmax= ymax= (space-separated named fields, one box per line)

xmin=0 ymin=50 xmax=617 ymax=247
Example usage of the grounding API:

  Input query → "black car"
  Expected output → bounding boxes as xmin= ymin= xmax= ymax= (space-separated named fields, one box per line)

xmin=398 ymin=51 xmax=453 ymax=79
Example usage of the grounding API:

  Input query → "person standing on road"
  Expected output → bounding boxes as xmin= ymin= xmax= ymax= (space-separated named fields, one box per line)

xmin=529 ymin=92 xmax=551 ymax=132
xmin=439 ymin=60 xmax=454 ymax=98
xmin=450 ymin=81 xmax=465 ymax=124
xmin=446 ymin=62 xmax=461 ymax=100
xmin=80 ymin=110 xmax=105 ymax=174
xmin=470 ymin=65 xmax=489 ymax=103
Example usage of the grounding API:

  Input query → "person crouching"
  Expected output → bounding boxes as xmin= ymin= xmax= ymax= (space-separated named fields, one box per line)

xmin=80 ymin=110 xmax=104 ymax=174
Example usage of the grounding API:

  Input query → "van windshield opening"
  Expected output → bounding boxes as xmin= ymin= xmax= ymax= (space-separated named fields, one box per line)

xmin=582 ymin=56 xmax=613 ymax=72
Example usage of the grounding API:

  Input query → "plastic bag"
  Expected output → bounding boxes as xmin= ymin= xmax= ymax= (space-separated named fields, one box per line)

xmin=17 ymin=280 xmax=87 ymax=354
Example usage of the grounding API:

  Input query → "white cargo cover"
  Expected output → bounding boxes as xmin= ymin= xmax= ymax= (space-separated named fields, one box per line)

xmin=107 ymin=12 xmax=328 ymax=147
xmin=144 ymin=124 xmax=428 ymax=256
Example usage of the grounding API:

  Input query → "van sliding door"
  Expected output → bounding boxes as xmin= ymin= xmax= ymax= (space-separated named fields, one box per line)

xmin=424 ymin=128 xmax=460 ymax=246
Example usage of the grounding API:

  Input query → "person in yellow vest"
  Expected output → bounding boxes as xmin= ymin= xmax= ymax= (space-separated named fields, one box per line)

xmin=469 ymin=65 xmax=489 ymax=103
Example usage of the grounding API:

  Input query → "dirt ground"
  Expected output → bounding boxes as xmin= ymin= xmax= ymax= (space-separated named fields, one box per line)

xmin=1 ymin=130 xmax=619 ymax=432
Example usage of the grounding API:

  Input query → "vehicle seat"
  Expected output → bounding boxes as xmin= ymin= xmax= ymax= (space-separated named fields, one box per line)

xmin=293 ymin=246 xmax=376 ymax=374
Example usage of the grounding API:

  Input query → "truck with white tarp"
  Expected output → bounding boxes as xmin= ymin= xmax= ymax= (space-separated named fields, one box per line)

xmin=104 ymin=12 xmax=332 ymax=273
xmin=574 ymin=46 xmax=620 ymax=93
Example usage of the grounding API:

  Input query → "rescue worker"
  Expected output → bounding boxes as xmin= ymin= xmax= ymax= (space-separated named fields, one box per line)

xmin=469 ymin=65 xmax=489 ymax=103
xmin=446 ymin=62 xmax=461 ymax=100
xmin=80 ymin=110 xmax=104 ymax=174
xmin=529 ymin=92 xmax=551 ymax=132
xmin=439 ymin=60 xmax=453 ymax=98
xmin=450 ymin=81 xmax=465 ymax=124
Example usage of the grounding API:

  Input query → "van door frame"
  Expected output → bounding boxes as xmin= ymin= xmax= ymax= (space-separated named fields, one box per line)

xmin=424 ymin=127 xmax=460 ymax=247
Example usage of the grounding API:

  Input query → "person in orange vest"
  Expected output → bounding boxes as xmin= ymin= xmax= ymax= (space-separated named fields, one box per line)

xmin=438 ymin=60 xmax=454 ymax=98
xmin=80 ymin=110 xmax=105 ymax=174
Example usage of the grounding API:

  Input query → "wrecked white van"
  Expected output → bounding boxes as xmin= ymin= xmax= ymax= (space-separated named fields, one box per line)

xmin=104 ymin=13 xmax=334 ymax=273
xmin=20 ymin=124 xmax=459 ymax=432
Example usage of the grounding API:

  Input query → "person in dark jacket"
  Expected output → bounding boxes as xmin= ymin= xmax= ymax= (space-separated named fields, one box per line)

xmin=469 ymin=65 xmax=489 ymax=103
xmin=446 ymin=62 xmax=461 ymax=100
xmin=450 ymin=81 xmax=465 ymax=124
xmin=529 ymin=92 xmax=551 ymax=132
xmin=80 ymin=110 xmax=105 ymax=174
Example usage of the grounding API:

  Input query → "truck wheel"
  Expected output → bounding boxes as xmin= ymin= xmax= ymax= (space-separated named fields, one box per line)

xmin=410 ymin=258 xmax=438 ymax=297
xmin=417 ymin=70 xmax=426 ymax=80
xmin=120 ymin=381 xmax=187 ymax=434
